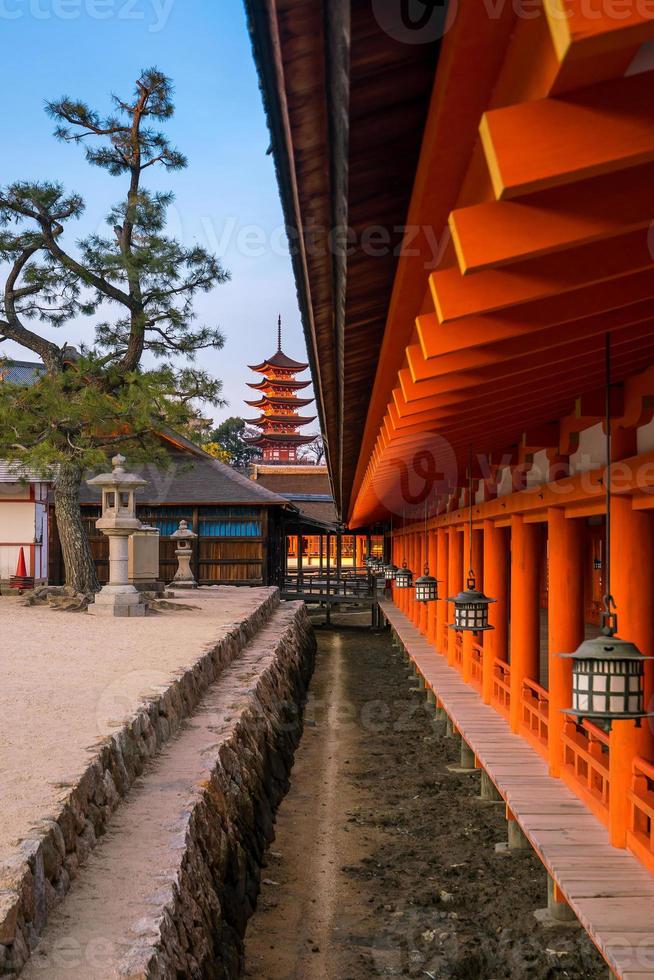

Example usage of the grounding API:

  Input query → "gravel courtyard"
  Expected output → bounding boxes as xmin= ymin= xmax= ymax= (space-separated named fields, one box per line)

xmin=0 ymin=587 xmax=274 ymax=876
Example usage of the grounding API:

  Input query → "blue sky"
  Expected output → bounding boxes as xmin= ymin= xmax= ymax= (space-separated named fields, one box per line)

xmin=0 ymin=0 xmax=309 ymax=426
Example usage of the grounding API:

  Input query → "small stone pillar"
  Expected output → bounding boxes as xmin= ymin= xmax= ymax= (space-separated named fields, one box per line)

xmin=129 ymin=525 xmax=163 ymax=593
xmin=87 ymin=455 xmax=147 ymax=618
xmin=496 ymin=808 xmax=531 ymax=853
xmin=480 ymin=770 xmax=503 ymax=802
xmin=534 ymin=876 xmax=579 ymax=927
xmin=170 ymin=520 xmax=198 ymax=589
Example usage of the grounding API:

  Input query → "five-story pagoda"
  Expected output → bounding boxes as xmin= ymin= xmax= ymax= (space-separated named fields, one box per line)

xmin=245 ymin=317 xmax=316 ymax=463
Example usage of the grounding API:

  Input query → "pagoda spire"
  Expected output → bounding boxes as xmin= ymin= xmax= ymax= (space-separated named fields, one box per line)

xmin=277 ymin=314 xmax=282 ymax=352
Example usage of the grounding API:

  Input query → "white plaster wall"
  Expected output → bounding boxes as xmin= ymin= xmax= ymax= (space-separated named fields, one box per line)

xmin=637 ymin=417 xmax=654 ymax=455
xmin=0 ymin=501 xmax=35 ymax=542
xmin=525 ymin=449 xmax=551 ymax=489
xmin=568 ymin=423 xmax=604 ymax=475
xmin=0 ymin=502 xmax=36 ymax=580
xmin=0 ymin=483 xmax=29 ymax=501
xmin=497 ymin=467 xmax=514 ymax=497
xmin=0 ymin=546 xmax=25 ymax=580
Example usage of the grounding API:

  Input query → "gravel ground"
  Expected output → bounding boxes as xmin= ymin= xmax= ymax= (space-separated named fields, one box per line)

xmin=0 ymin=587 xmax=274 ymax=875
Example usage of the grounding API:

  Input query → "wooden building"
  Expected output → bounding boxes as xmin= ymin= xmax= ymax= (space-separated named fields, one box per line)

xmin=246 ymin=0 xmax=654 ymax=969
xmin=49 ymin=432 xmax=292 ymax=587
xmin=0 ymin=362 xmax=49 ymax=587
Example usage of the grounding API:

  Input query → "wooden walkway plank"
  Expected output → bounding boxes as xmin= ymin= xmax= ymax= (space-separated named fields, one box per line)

xmin=381 ymin=600 xmax=654 ymax=979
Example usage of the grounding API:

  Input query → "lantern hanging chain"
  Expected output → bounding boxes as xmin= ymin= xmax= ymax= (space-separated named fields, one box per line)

xmin=603 ymin=332 xmax=617 ymax=637
xmin=468 ymin=446 xmax=474 ymax=586
xmin=402 ymin=503 xmax=406 ymax=565
xmin=424 ymin=495 xmax=429 ymax=575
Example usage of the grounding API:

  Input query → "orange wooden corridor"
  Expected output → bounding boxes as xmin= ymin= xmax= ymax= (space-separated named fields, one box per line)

xmin=381 ymin=600 xmax=654 ymax=980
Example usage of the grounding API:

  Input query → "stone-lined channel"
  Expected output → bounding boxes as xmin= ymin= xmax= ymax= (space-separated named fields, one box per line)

xmin=243 ymin=611 xmax=607 ymax=979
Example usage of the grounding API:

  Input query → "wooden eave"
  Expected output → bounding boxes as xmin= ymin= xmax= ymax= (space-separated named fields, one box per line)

xmin=245 ymin=0 xmax=442 ymax=520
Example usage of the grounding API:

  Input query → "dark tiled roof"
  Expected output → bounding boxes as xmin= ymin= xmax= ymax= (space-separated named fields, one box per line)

xmin=245 ymin=413 xmax=317 ymax=426
xmin=247 ymin=378 xmax=311 ymax=391
xmin=258 ymin=471 xmax=332 ymax=495
xmin=291 ymin=500 xmax=339 ymax=526
xmin=248 ymin=349 xmax=309 ymax=372
xmin=80 ymin=450 xmax=290 ymax=507
xmin=0 ymin=360 xmax=44 ymax=385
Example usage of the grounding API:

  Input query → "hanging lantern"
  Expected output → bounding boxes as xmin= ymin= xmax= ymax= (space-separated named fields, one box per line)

xmin=593 ymin=557 xmax=602 ymax=571
xmin=415 ymin=567 xmax=439 ymax=603
xmin=395 ymin=562 xmax=413 ymax=589
xmin=561 ymin=628 xmax=653 ymax=728
xmin=448 ymin=450 xmax=496 ymax=633
xmin=449 ymin=574 xmax=495 ymax=633
xmin=559 ymin=334 xmax=654 ymax=730
xmin=383 ymin=561 xmax=398 ymax=581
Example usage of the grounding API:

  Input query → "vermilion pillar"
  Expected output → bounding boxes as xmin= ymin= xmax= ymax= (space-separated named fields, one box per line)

xmin=409 ymin=533 xmax=418 ymax=622
xmin=509 ymin=516 xmax=541 ymax=733
xmin=547 ymin=508 xmax=584 ymax=777
xmin=483 ymin=520 xmax=509 ymax=705
xmin=462 ymin=522 xmax=473 ymax=682
xmin=608 ymin=497 xmax=654 ymax=847
xmin=427 ymin=529 xmax=439 ymax=644
xmin=418 ymin=532 xmax=429 ymax=636
xmin=448 ymin=528 xmax=463 ymax=666
xmin=436 ymin=528 xmax=449 ymax=655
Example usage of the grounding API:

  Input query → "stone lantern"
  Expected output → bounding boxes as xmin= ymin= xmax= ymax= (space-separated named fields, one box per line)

xmin=170 ymin=520 xmax=198 ymax=589
xmin=87 ymin=455 xmax=147 ymax=617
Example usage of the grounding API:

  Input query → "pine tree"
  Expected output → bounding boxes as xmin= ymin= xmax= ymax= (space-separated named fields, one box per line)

xmin=0 ymin=69 xmax=229 ymax=593
xmin=208 ymin=417 xmax=262 ymax=470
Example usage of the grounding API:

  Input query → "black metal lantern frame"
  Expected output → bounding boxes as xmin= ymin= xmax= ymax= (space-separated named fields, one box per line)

xmin=416 ymin=568 xmax=439 ymax=603
xmin=395 ymin=561 xmax=413 ymax=589
xmin=449 ymin=574 xmax=496 ymax=632
xmin=559 ymin=334 xmax=654 ymax=729
xmin=384 ymin=562 xmax=399 ymax=581
xmin=448 ymin=451 xmax=495 ymax=633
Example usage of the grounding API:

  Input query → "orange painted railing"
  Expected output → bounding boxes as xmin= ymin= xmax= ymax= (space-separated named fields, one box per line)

xmin=470 ymin=641 xmax=483 ymax=692
xmin=453 ymin=630 xmax=463 ymax=669
xmin=439 ymin=624 xmax=449 ymax=656
xmin=561 ymin=718 xmax=610 ymax=827
xmin=520 ymin=679 xmax=549 ymax=760
xmin=492 ymin=658 xmax=511 ymax=720
xmin=628 ymin=756 xmax=654 ymax=875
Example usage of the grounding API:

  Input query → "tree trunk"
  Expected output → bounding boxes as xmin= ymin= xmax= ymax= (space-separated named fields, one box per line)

xmin=54 ymin=462 xmax=100 ymax=594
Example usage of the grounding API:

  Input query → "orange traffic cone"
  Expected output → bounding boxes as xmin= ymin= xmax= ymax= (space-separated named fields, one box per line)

xmin=10 ymin=547 xmax=33 ymax=592
xmin=15 ymin=547 xmax=27 ymax=579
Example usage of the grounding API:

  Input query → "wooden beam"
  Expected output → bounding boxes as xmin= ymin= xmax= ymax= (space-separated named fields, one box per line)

xmin=480 ymin=70 xmax=654 ymax=199
xmin=449 ymin=162 xmax=654 ymax=273
xmin=431 ymin=229 xmax=653 ymax=322
xmin=419 ymin=268 xmax=654 ymax=360
xmin=544 ymin=0 xmax=654 ymax=63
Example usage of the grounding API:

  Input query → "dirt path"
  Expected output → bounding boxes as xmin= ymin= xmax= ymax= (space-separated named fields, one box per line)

xmin=243 ymin=613 xmax=607 ymax=979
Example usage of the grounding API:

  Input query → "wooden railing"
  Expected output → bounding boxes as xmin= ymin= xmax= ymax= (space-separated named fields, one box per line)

xmin=561 ymin=718 xmax=610 ymax=827
xmin=470 ymin=641 xmax=483 ymax=692
xmin=440 ymin=623 xmax=449 ymax=656
xmin=283 ymin=568 xmax=376 ymax=599
xmin=520 ymin=679 xmax=549 ymax=759
xmin=492 ymin=658 xmax=511 ymax=719
xmin=628 ymin=756 xmax=654 ymax=874
xmin=453 ymin=630 xmax=463 ymax=669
